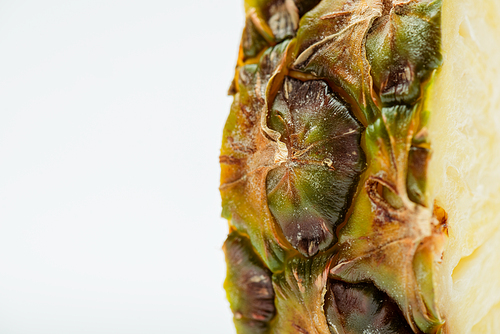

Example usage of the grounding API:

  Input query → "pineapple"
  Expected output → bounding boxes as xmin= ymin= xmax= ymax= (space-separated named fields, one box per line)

xmin=220 ymin=0 xmax=500 ymax=333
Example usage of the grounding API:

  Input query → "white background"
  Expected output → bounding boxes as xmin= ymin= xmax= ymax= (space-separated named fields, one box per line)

xmin=0 ymin=1 xmax=242 ymax=333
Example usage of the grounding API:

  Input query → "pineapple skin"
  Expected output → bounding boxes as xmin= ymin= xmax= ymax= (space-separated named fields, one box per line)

xmin=220 ymin=0 xmax=500 ymax=332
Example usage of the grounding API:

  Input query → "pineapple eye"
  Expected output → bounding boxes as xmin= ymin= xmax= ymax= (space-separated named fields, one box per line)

xmin=223 ymin=233 xmax=276 ymax=332
xmin=365 ymin=1 xmax=442 ymax=107
xmin=324 ymin=280 xmax=413 ymax=334
xmin=266 ymin=76 xmax=365 ymax=257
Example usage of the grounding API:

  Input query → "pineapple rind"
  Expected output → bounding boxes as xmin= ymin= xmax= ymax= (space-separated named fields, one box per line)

xmin=331 ymin=104 xmax=445 ymax=333
xmin=219 ymin=0 xmax=464 ymax=333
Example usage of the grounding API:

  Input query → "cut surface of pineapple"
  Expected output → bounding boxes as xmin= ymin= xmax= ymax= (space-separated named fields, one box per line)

xmin=428 ymin=0 xmax=500 ymax=333
xmin=220 ymin=0 xmax=500 ymax=333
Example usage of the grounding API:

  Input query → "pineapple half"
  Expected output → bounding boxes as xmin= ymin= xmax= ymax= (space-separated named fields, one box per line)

xmin=219 ymin=0 xmax=500 ymax=333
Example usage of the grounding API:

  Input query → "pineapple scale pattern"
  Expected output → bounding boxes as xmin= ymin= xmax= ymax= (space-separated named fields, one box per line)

xmin=220 ymin=0 xmax=445 ymax=333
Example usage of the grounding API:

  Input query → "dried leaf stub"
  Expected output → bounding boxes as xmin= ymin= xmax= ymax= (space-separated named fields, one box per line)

xmin=324 ymin=280 xmax=414 ymax=334
xmin=224 ymin=233 xmax=276 ymax=333
xmin=266 ymin=77 xmax=365 ymax=257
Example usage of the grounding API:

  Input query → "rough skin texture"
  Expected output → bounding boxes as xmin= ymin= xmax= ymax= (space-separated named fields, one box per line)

xmin=220 ymin=0 xmax=449 ymax=333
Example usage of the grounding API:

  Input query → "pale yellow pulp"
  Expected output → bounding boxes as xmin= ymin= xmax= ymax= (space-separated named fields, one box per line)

xmin=427 ymin=0 xmax=500 ymax=333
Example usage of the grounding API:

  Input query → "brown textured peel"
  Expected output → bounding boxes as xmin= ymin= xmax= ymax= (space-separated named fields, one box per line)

xmin=220 ymin=0 xmax=445 ymax=332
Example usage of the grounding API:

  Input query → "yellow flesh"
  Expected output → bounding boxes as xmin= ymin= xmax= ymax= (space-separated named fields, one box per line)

xmin=427 ymin=0 xmax=500 ymax=332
